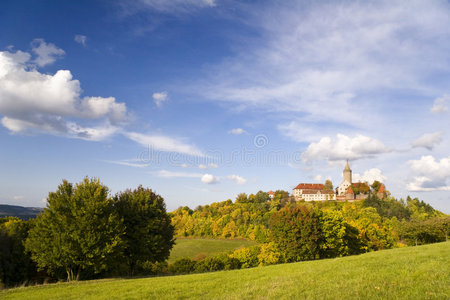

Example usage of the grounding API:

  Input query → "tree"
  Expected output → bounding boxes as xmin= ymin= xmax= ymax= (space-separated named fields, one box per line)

xmin=114 ymin=186 xmax=174 ymax=276
xmin=25 ymin=178 xmax=124 ymax=281
xmin=270 ymin=205 xmax=323 ymax=262
xmin=0 ymin=217 xmax=36 ymax=286
xmin=371 ymin=181 xmax=382 ymax=193
xmin=324 ymin=180 xmax=333 ymax=191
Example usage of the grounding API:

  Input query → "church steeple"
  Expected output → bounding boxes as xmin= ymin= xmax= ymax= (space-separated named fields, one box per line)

xmin=343 ymin=160 xmax=352 ymax=183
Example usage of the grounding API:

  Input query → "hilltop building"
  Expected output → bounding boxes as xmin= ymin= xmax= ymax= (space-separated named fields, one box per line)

xmin=293 ymin=183 xmax=336 ymax=201
xmin=293 ymin=162 xmax=386 ymax=202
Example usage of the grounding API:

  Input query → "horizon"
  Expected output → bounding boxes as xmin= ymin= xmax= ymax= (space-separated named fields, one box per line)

xmin=1 ymin=0 xmax=449 ymax=213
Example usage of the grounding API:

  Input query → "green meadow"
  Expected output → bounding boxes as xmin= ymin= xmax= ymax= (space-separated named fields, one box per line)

xmin=168 ymin=238 xmax=257 ymax=263
xmin=2 ymin=241 xmax=449 ymax=299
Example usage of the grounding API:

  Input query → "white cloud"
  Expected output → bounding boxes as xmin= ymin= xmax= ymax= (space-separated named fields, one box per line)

xmin=201 ymin=173 xmax=219 ymax=184
xmin=124 ymin=132 xmax=203 ymax=156
xmin=314 ymin=175 xmax=322 ymax=181
xmin=157 ymin=170 xmax=203 ymax=178
xmin=74 ymin=35 xmax=87 ymax=46
xmin=302 ymin=134 xmax=390 ymax=162
xmin=412 ymin=131 xmax=443 ymax=150
xmin=152 ymin=91 xmax=168 ymax=107
xmin=198 ymin=163 xmax=218 ymax=169
xmin=229 ymin=128 xmax=246 ymax=135
xmin=13 ymin=195 xmax=24 ymax=200
xmin=407 ymin=155 xmax=450 ymax=191
xmin=227 ymin=174 xmax=247 ymax=185
xmin=195 ymin=1 xmax=450 ymax=130
xmin=31 ymin=39 xmax=65 ymax=67
xmin=104 ymin=160 xmax=150 ymax=168
xmin=430 ymin=95 xmax=449 ymax=114
xmin=353 ymin=168 xmax=386 ymax=185
xmin=0 ymin=45 xmax=127 ymax=141
xmin=129 ymin=0 xmax=215 ymax=14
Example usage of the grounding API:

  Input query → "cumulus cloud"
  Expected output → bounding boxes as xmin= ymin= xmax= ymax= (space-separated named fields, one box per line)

xmin=229 ymin=128 xmax=246 ymax=135
xmin=201 ymin=173 xmax=219 ymax=184
xmin=407 ymin=155 xmax=450 ymax=191
xmin=227 ymin=174 xmax=247 ymax=185
xmin=31 ymin=39 xmax=65 ymax=67
xmin=198 ymin=164 xmax=207 ymax=169
xmin=302 ymin=134 xmax=390 ymax=162
xmin=0 ymin=46 xmax=127 ymax=140
xmin=13 ymin=195 xmax=24 ymax=200
xmin=314 ymin=175 xmax=322 ymax=181
xmin=74 ymin=35 xmax=87 ymax=46
xmin=353 ymin=168 xmax=386 ymax=185
xmin=430 ymin=95 xmax=449 ymax=114
xmin=153 ymin=91 xmax=168 ymax=107
xmin=124 ymin=132 xmax=203 ymax=156
xmin=412 ymin=131 xmax=443 ymax=150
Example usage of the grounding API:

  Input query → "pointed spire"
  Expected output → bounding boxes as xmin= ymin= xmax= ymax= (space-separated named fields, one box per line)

xmin=344 ymin=159 xmax=351 ymax=171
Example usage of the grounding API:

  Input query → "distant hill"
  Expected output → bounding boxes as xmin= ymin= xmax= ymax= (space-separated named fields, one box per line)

xmin=0 ymin=204 xmax=43 ymax=220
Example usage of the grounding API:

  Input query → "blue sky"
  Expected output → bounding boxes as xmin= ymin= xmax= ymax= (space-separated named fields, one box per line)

xmin=1 ymin=0 xmax=450 ymax=213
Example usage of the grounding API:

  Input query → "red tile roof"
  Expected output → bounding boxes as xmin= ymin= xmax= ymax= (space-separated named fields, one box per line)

xmin=294 ymin=183 xmax=325 ymax=190
xmin=378 ymin=184 xmax=385 ymax=193
xmin=268 ymin=190 xmax=274 ymax=195
xmin=346 ymin=186 xmax=354 ymax=194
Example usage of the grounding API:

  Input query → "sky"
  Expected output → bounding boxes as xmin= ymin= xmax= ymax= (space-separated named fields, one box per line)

xmin=1 ymin=0 xmax=450 ymax=213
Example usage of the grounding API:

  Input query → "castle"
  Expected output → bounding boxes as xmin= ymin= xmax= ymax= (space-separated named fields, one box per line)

xmin=293 ymin=161 xmax=385 ymax=202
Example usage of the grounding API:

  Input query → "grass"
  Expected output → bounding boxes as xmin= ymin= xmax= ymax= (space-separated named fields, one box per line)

xmin=1 ymin=242 xmax=449 ymax=299
xmin=168 ymin=238 xmax=257 ymax=263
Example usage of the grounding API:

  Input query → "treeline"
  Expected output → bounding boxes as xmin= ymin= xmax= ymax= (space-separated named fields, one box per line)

xmin=0 ymin=178 xmax=174 ymax=288
xmin=169 ymin=191 xmax=449 ymax=274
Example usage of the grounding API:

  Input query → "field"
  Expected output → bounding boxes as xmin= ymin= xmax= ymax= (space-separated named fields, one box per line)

xmin=168 ymin=238 xmax=257 ymax=263
xmin=1 ymin=242 xmax=449 ymax=299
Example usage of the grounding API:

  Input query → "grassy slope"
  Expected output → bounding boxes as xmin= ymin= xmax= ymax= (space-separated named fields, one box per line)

xmin=2 ymin=242 xmax=449 ymax=299
xmin=168 ymin=238 xmax=257 ymax=263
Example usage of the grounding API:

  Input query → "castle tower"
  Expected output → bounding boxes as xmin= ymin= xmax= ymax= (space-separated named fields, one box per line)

xmin=343 ymin=160 xmax=352 ymax=183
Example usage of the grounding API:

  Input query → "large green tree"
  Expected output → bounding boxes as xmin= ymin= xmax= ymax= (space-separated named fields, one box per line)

xmin=114 ymin=186 xmax=174 ymax=276
xmin=25 ymin=178 xmax=124 ymax=281
xmin=270 ymin=205 xmax=323 ymax=262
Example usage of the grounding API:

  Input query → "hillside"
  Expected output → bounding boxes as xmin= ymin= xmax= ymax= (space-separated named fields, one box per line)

xmin=2 ymin=242 xmax=448 ymax=299
xmin=168 ymin=238 xmax=257 ymax=263
xmin=0 ymin=204 xmax=42 ymax=220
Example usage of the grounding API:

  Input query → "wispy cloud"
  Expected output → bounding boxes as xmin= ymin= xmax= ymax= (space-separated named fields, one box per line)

xmin=123 ymin=0 xmax=216 ymax=15
xmin=412 ymin=131 xmax=443 ymax=150
xmin=193 ymin=1 xmax=450 ymax=137
xmin=430 ymin=95 xmax=449 ymax=114
xmin=153 ymin=91 xmax=168 ymax=107
xmin=156 ymin=170 xmax=203 ymax=178
xmin=104 ymin=160 xmax=150 ymax=168
xmin=31 ymin=38 xmax=65 ymax=67
xmin=229 ymin=128 xmax=246 ymax=135
xmin=124 ymin=131 xmax=204 ymax=156
xmin=74 ymin=35 xmax=87 ymax=46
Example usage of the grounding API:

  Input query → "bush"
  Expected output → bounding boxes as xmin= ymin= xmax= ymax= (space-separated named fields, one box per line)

xmin=169 ymin=258 xmax=197 ymax=274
